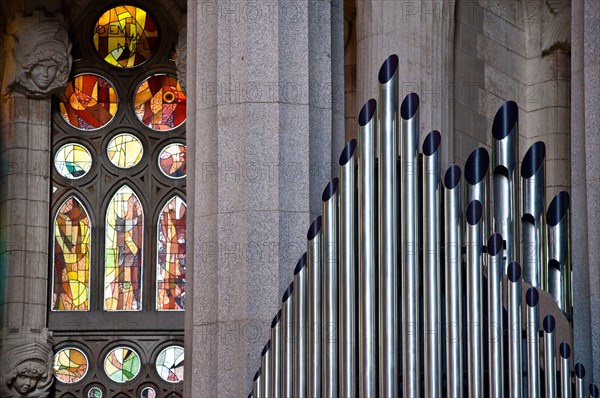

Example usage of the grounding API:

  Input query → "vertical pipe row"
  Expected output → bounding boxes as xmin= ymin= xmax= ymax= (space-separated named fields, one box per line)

xmin=401 ymin=92 xmax=420 ymax=398
xmin=559 ymin=342 xmax=572 ymax=398
xmin=271 ymin=311 xmax=282 ymax=398
xmin=465 ymin=148 xmax=491 ymax=243
xmin=261 ymin=341 xmax=272 ymax=398
xmin=547 ymin=191 xmax=571 ymax=318
xmin=526 ymin=287 xmax=540 ymax=398
xmin=465 ymin=200 xmax=484 ymax=397
xmin=358 ymin=99 xmax=377 ymax=397
xmin=294 ymin=253 xmax=309 ymax=398
xmin=281 ymin=284 xmax=294 ymax=398
xmin=339 ymin=140 xmax=357 ymax=397
xmin=444 ymin=164 xmax=463 ymax=397
xmin=378 ymin=53 xmax=399 ymax=398
xmin=307 ymin=219 xmax=322 ymax=397
xmin=543 ymin=315 xmax=557 ymax=398
xmin=507 ymin=261 xmax=523 ymax=397
xmin=322 ymin=180 xmax=339 ymax=397
xmin=487 ymin=233 xmax=504 ymax=398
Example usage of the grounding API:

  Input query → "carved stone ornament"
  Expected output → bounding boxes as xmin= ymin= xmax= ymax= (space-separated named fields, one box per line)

xmin=542 ymin=0 xmax=571 ymax=54
xmin=175 ymin=19 xmax=186 ymax=92
xmin=0 ymin=329 xmax=54 ymax=398
xmin=2 ymin=11 xmax=72 ymax=99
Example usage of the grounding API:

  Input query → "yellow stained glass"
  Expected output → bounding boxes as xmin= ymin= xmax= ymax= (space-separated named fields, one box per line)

xmin=107 ymin=133 xmax=143 ymax=169
xmin=53 ymin=347 xmax=88 ymax=383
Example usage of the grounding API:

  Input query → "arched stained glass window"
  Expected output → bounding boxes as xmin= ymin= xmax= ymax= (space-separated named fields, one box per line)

xmin=52 ymin=197 xmax=91 ymax=311
xmin=157 ymin=196 xmax=186 ymax=310
xmin=104 ymin=185 xmax=143 ymax=311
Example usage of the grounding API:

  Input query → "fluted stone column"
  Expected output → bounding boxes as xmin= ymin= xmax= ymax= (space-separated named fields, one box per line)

xmin=0 ymin=9 xmax=71 ymax=398
xmin=184 ymin=0 xmax=344 ymax=396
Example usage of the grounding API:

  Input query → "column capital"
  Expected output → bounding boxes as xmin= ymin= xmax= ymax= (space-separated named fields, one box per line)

xmin=2 ymin=10 xmax=72 ymax=99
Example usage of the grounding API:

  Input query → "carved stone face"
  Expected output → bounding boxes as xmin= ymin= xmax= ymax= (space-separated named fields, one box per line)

xmin=12 ymin=372 xmax=39 ymax=394
xmin=29 ymin=60 xmax=59 ymax=90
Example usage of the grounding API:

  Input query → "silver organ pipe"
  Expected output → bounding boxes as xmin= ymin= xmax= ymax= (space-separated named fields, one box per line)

xmin=247 ymin=55 xmax=590 ymax=398
xmin=591 ymin=384 xmax=599 ymax=398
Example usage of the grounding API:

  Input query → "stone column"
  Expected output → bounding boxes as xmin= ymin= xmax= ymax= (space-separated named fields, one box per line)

xmin=185 ymin=0 xmax=344 ymax=396
xmin=0 ymin=10 xmax=71 ymax=398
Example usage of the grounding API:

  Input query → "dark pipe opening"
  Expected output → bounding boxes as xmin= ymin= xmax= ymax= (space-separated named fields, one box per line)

xmin=400 ymin=93 xmax=419 ymax=120
xmin=322 ymin=178 xmax=340 ymax=202
xmin=339 ymin=139 xmax=357 ymax=166
xmin=487 ymin=233 xmax=503 ymax=256
xmin=526 ymin=287 xmax=539 ymax=307
xmin=507 ymin=261 xmax=521 ymax=282
xmin=358 ymin=99 xmax=377 ymax=126
xmin=543 ymin=315 xmax=555 ymax=333
xmin=547 ymin=191 xmax=570 ymax=226
xmin=307 ymin=216 xmax=322 ymax=240
xmin=444 ymin=164 xmax=461 ymax=190
xmin=294 ymin=252 xmax=308 ymax=275
xmin=378 ymin=54 xmax=399 ymax=84
xmin=492 ymin=100 xmax=518 ymax=140
xmin=282 ymin=283 xmax=294 ymax=302
xmin=271 ymin=310 xmax=282 ymax=327
xmin=466 ymin=200 xmax=483 ymax=225
xmin=465 ymin=147 xmax=489 ymax=185
xmin=521 ymin=141 xmax=546 ymax=178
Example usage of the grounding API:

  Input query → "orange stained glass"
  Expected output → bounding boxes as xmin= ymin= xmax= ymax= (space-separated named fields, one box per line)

xmin=93 ymin=5 xmax=158 ymax=68
xmin=157 ymin=197 xmax=186 ymax=310
xmin=134 ymin=75 xmax=186 ymax=130
xmin=60 ymin=74 xmax=118 ymax=130
xmin=52 ymin=197 xmax=91 ymax=311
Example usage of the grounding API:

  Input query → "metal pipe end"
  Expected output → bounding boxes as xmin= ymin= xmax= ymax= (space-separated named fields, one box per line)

xmin=547 ymin=191 xmax=570 ymax=226
xmin=294 ymin=252 xmax=308 ymax=275
xmin=507 ymin=261 xmax=521 ymax=282
xmin=543 ymin=315 xmax=556 ymax=333
xmin=487 ymin=233 xmax=503 ymax=256
xmin=271 ymin=310 xmax=282 ymax=327
xmin=521 ymin=141 xmax=546 ymax=178
xmin=400 ymin=93 xmax=419 ymax=120
xmin=559 ymin=342 xmax=571 ymax=359
xmin=339 ymin=139 xmax=357 ymax=166
xmin=444 ymin=164 xmax=461 ymax=190
xmin=591 ymin=384 xmax=599 ymax=398
xmin=248 ymin=393 xmax=253 ymax=398
xmin=522 ymin=213 xmax=535 ymax=225
xmin=466 ymin=200 xmax=483 ymax=225
xmin=465 ymin=147 xmax=489 ymax=185
xmin=322 ymin=178 xmax=339 ymax=202
xmin=378 ymin=54 xmax=399 ymax=84
xmin=549 ymin=259 xmax=560 ymax=272
xmin=526 ymin=287 xmax=539 ymax=307
xmin=307 ymin=216 xmax=322 ymax=240
xmin=358 ymin=99 xmax=377 ymax=126
xmin=282 ymin=283 xmax=294 ymax=302
xmin=423 ymin=130 xmax=441 ymax=156
xmin=492 ymin=101 xmax=518 ymax=140
xmin=254 ymin=368 xmax=261 ymax=381
xmin=262 ymin=340 xmax=271 ymax=356
xmin=575 ymin=363 xmax=586 ymax=379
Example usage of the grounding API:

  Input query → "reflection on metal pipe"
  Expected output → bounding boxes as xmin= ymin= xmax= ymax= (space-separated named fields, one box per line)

xmin=466 ymin=200 xmax=484 ymax=397
xmin=401 ymin=92 xmax=420 ymax=398
xmin=444 ymin=163 xmax=463 ymax=397
xmin=254 ymin=368 xmax=262 ymax=398
xmin=378 ymin=54 xmax=399 ymax=398
xmin=271 ymin=311 xmax=282 ymax=398
xmin=507 ymin=261 xmax=523 ymax=397
xmin=487 ymin=233 xmax=504 ymax=398
xmin=294 ymin=252 xmax=308 ymax=398
xmin=543 ymin=315 xmax=557 ymax=398
xmin=281 ymin=283 xmax=294 ymax=398
xmin=520 ymin=141 xmax=546 ymax=288
xmin=262 ymin=341 xmax=272 ymax=398
xmin=358 ymin=99 xmax=377 ymax=397
xmin=559 ymin=342 xmax=572 ymax=398
xmin=465 ymin=148 xmax=491 ymax=240
xmin=591 ymin=384 xmax=599 ymax=398
xmin=307 ymin=216 xmax=322 ymax=398
xmin=526 ymin=287 xmax=540 ymax=398
xmin=322 ymin=179 xmax=339 ymax=397
xmin=339 ymin=139 xmax=357 ymax=398
xmin=575 ymin=363 xmax=585 ymax=398
xmin=547 ymin=191 xmax=571 ymax=318
xmin=492 ymin=101 xmax=519 ymax=270
xmin=423 ymin=131 xmax=442 ymax=397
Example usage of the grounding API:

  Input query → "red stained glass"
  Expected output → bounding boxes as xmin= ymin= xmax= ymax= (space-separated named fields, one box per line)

xmin=134 ymin=75 xmax=186 ymax=130
xmin=60 ymin=74 xmax=118 ymax=130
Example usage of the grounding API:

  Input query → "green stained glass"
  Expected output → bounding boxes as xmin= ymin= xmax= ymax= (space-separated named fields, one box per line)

xmin=157 ymin=197 xmax=186 ymax=310
xmin=104 ymin=185 xmax=143 ymax=311
xmin=155 ymin=346 xmax=184 ymax=383
xmin=107 ymin=133 xmax=143 ymax=169
xmin=55 ymin=143 xmax=93 ymax=179
xmin=52 ymin=347 xmax=88 ymax=383
xmin=104 ymin=347 xmax=141 ymax=383
xmin=88 ymin=387 xmax=103 ymax=398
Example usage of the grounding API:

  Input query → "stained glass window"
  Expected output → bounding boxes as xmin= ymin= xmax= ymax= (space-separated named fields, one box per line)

xmin=134 ymin=74 xmax=186 ymax=130
xmin=52 ymin=197 xmax=91 ymax=311
xmin=93 ymin=6 xmax=158 ymax=68
xmin=55 ymin=144 xmax=93 ymax=179
xmin=104 ymin=347 xmax=141 ymax=383
xmin=53 ymin=347 xmax=89 ymax=383
xmin=140 ymin=387 xmax=157 ymax=397
xmin=88 ymin=387 xmax=103 ymax=398
xmin=107 ymin=133 xmax=144 ymax=169
xmin=155 ymin=346 xmax=184 ymax=383
xmin=157 ymin=197 xmax=186 ymax=310
xmin=105 ymin=185 xmax=143 ymax=311
xmin=60 ymin=74 xmax=118 ymax=130
xmin=159 ymin=143 xmax=186 ymax=178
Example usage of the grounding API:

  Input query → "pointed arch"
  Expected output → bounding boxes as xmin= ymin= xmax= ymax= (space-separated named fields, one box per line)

xmin=156 ymin=196 xmax=186 ymax=310
xmin=104 ymin=185 xmax=144 ymax=311
xmin=52 ymin=196 xmax=91 ymax=311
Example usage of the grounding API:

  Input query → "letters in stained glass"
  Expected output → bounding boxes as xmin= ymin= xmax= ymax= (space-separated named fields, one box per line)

xmin=157 ymin=197 xmax=186 ymax=310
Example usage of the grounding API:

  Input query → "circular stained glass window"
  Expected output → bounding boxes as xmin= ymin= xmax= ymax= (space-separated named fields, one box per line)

xmin=60 ymin=74 xmax=118 ymax=130
xmin=55 ymin=143 xmax=93 ymax=179
xmin=140 ymin=386 xmax=157 ymax=398
xmin=93 ymin=5 xmax=158 ymax=68
xmin=134 ymin=75 xmax=186 ymax=130
xmin=104 ymin=347 xmax=141 ymax=383
xmin=155 ymin=345 xmax=184 ymax=383
xmin=88 ymin=387 xmax=103 ymax=397
xmin=107 ymin=133 xmax=144 ymax=169
xmin=159 ymin=143 xmax=186 ymax=178
xmin=52 ymin=347 xmax=89 ymax=383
